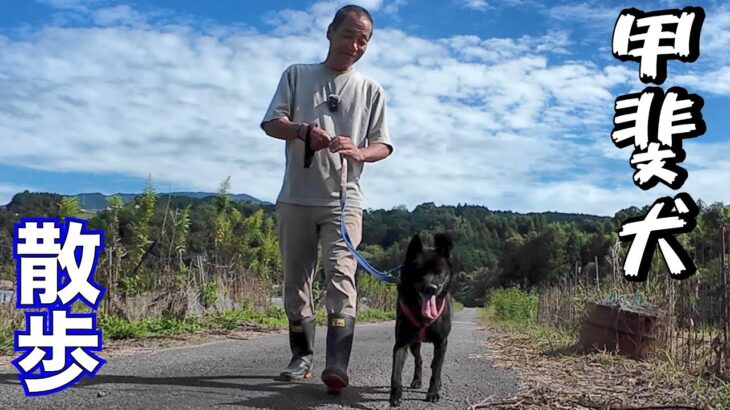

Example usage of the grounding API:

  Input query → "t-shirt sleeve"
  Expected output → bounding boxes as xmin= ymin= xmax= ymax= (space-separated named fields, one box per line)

xmin=366 ymin=86 xmax=393 ymax=152
xmin=261 ymin=66 xmax=294 ymax=127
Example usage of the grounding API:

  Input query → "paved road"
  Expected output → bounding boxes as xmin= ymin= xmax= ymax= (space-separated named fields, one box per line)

xmin=0 ymin=308 xmax=518 ymax=409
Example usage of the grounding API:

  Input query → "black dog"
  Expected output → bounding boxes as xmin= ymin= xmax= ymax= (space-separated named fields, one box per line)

xmin=389 ymin=233 xmax=453 ymax=407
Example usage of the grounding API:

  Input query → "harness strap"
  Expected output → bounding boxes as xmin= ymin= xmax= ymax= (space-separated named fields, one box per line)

xmin=398 ymin=299 xmax=446 ymax=341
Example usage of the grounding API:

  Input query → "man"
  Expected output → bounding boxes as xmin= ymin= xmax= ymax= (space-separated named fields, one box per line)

xmin=260 ymin=5 xmax=393 ymax=394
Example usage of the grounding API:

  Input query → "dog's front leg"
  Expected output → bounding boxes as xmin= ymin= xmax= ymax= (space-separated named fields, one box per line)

xmin=389 ymin=342 xmax=409 ymax=407
xmin=408 ymin=342 xmax=422 ymax=389
xmin=426 ymin=339 xmax=448 ymax=403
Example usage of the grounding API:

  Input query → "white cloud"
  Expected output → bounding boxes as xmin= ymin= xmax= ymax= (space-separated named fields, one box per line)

xmin=2 ymin=1 xmax=729 ymax=215
xmin=673 ymin=67 xmax=730 ymax=95
xmin=382 ymin=0 xmax=408 ymax=15
xmin=458 ymin=0 xmax=532 ymax=11
xmin=442 ymin=31 xmax=572 ymax=63
xmin=696 ymin=5 xmax=730 ymax=67
xmin=93 ymin=5 xmax=145 ymax=26
xmin=548 ymin=2 xmax=617 ymax=23
xmin=35 ymin=0 xmax=94 ymax=11
xmin=461 ymin=0 xmax=489 ymax=11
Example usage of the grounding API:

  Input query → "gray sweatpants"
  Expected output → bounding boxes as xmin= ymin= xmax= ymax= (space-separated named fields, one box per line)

xmin=276 ymin=202 xmax=362 ymax=321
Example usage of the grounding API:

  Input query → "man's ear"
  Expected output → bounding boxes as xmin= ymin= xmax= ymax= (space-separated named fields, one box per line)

xmin=327 ymin=25 xmax=333 ymax=41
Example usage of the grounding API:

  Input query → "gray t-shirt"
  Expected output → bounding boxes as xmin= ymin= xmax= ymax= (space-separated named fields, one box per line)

xmin=261 ymin=63 xmax=392 ymax=209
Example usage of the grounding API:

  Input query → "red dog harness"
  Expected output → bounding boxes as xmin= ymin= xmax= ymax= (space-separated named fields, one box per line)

xmin=398 ymin=299 xmax=446 ymax=341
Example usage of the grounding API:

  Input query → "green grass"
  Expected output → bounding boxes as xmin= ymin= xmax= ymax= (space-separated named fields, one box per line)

xmin=101 ymin=305 xmax=290 ymax=340
xmin=480 ymin=304 xmax=574 ymax=351
xmin=0 ymin=326 xmax=13 ymax=353
xmin=358 ymin=308 xmax=396 ymax=322
xmin=0 ymin=303 xmax=398 ymax=350
xmin=98 ymin=305 xmax=394 ymax=341
xmin=487 ymin=286 xmax=538 ymax=324
xmin=99 ymin=315 xmax=147 ymax=339
xmin=99 ymin=315 xmax=205 ymax=340
xmin=315 ymin=308 xmax=395 ymax=325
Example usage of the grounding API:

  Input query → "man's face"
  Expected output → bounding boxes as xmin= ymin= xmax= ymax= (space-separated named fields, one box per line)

xmin=327 ymin=13 xmax=372 ymax=70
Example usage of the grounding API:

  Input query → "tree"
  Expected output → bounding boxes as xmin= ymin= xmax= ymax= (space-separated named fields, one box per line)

xmin=59 ymin=197 xmax=81 ymax=221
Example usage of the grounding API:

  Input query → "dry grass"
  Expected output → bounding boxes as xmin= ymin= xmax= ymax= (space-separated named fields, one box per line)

xmin=470 ymin=308 xmax=729 ymax=410
xmin=0 ymin=301 xmax=24 ymax=353
xmin=538 ymin=275 xmax=730 ymax=379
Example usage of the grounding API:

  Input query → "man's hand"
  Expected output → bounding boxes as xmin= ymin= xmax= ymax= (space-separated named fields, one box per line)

xmin=309 ymin=126 xmax=332 ymax=151
xmin=329 ymin=136 xmax=367 ymax=162
xmin=330 ymin=136 xmax=392 ymax=162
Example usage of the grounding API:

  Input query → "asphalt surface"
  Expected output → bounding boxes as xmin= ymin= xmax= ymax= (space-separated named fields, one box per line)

xmin=0 ymin=308 xmax=519 ymax=409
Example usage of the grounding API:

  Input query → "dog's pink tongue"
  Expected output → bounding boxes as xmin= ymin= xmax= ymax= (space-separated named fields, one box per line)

xmin=422 ymin=296 xmax=437 ymax=320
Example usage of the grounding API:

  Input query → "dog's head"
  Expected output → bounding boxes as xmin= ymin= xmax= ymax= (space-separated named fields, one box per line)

xmin=399 ymin=233 xmax=454 ymax=320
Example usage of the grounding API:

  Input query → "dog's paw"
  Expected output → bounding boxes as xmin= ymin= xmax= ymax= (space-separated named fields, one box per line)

xmin=409 ymin=379 xmax=422 ymax=389
xmin=389 ymin=387 xmax=402 ymax=407
xmin=425 ymin=391 xmax=440 ymax=403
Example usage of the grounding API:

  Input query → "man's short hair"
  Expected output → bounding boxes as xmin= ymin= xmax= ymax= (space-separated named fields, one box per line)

xmin=329 ymin=5 xmax=373 ymax=38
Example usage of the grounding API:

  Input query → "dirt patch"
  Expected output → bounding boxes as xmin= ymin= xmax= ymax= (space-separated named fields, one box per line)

xmin=471 ymin=323 xmax=726 ymax=409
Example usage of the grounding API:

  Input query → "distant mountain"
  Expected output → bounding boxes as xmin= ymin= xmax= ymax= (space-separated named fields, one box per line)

xmin=73 ymin=192 xmax=270 ymax=211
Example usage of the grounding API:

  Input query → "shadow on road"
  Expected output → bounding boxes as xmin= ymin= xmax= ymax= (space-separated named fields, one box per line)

xmin=218 ymin=382 xmax=395 ymax=409
xmin=0 ymin=373 xmax=419 ymax=409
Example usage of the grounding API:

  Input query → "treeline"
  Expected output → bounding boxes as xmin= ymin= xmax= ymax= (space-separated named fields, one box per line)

xmin=0 ymin=182 xmax=728 ymax=308
xmin=361 ymin=201 xmax=729 ymax=305
xmin=0 ymin=179 xmax=281 ymax=316
xmin=358 ymin=203 xmax=619 ymax=305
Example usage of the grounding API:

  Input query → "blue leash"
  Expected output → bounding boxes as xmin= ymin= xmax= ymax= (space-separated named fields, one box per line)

xmin=339 ymin=157 xmax=399 ymax=284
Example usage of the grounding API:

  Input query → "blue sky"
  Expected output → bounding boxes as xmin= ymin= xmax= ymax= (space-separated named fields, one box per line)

xmin=0 ymin=0 xmax=728 ymax=215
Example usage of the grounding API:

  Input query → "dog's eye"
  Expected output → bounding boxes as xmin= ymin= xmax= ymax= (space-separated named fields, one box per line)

xmin=432 ymin=263 xmax=448 ymax=276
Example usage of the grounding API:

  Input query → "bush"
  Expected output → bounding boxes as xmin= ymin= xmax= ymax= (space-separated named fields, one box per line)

xmin=208 ymin=309 xmax=246 ymax=330
xmin=141 ymin=317 xmax=201 ymax=335
xmin=358 ymin=308 xmax=396 ymax=322
xmin=100 ymin=315 xmax=144 ymax=340
xmin=358 ymin=272 xmax=397 ymax=311
xmin=316 ymin=309 xmax=327 ymax=326
xmin=201 ymin=282 xmax=219 ymax=308
xmin=488 ymin=287 xmax=538 ymax=324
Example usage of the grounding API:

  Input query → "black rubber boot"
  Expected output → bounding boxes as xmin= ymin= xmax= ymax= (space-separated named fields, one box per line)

xmin=321 ymin=313 xmax=355 ymax=394
xmin=277 ymin=316 xmax=316 ymax=381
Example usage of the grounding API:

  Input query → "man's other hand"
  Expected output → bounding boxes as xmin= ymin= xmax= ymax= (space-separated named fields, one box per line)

xmin=310 ymin=126 xmax=333 ymax=151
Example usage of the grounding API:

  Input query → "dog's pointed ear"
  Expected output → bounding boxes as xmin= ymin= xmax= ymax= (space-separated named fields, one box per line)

xmin=434 ymin=233 xmax=454 ymax=259
xmin=405 ymin=234 xmax=423 ymax=262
